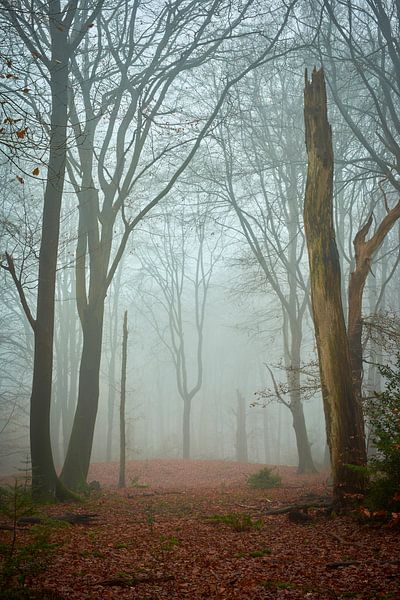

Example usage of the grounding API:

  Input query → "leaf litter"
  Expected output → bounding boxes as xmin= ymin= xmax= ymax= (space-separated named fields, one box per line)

xmin=1 ymin=459 xmax=399 ymax=599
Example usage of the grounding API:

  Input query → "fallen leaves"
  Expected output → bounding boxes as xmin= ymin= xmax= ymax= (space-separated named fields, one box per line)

xmin=1 ymin=460 xmax=399 ymax=599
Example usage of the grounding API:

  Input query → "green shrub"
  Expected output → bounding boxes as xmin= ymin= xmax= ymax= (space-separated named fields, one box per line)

xmin=364 ymin=355 xmax=400 ymax=511
xmin=208 ymin=512 xmax=263 ymax=531
xmin=247 ymin=467 xmax=281 ymax=489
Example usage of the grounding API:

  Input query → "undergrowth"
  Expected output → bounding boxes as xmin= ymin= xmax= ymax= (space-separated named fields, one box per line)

xmin=208 ymin=512 xmax=263 ymax=531
xmin=364 ymin=355 xmax=400 ymax=513
xmin=247 ymin=467 xmax=282 ymax=489
xmin=0 ymin=481 xmax=65 ymax=598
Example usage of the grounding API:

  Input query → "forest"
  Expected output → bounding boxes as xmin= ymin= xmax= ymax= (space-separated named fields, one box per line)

xmin=0 ymin=1 xmax=399 ymax=598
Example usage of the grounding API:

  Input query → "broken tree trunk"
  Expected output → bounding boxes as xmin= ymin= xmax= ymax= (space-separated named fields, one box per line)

xmin=303 ymin=68 xmax=367 ymax=505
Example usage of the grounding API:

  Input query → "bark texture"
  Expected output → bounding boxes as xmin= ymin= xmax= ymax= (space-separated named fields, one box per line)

xmin=29 ymin=11 xmax=69 ymax=500
xmin=303 ymin=68 xmax=366 ymax=503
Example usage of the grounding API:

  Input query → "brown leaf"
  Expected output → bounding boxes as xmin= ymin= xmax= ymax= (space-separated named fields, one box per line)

xmin=32 ymin=167 xmax=40 ymax=176
xmin=16 ymin=128 xmax=27 ymax=139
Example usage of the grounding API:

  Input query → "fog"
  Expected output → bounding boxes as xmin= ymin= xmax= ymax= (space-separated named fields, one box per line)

xmin=0 ymin=0 xmax=399 ymax=490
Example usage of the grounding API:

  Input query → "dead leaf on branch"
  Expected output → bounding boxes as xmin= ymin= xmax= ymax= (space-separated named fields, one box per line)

xmin=16 ymin=128 xmax=28 ymax=139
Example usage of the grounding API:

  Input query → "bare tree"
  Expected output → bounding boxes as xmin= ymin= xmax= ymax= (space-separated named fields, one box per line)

xmin=60 ymin=0 xmax=297 ymax=487
xmin=314 ymin=0 xmax=400 ymax=405
xmin=201 ymin=63 xmax=316 ymax=472
xmin=0 ymin=0 xmax=105 ymax=500
xmin=118 ymin=310 xmax=128 ymax=489
xmin=137 ymin=204 xmax=223 ymax=458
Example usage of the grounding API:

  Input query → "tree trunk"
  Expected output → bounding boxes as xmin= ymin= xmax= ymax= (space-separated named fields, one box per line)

xmin=60 ymin=304 xmax=104 ymax=489
xmin=235 ymin=390 xmax=248 ymax=462
xmin=106 ymin=266 xmax=123 ymax=460
xmin=290 ymin=400 xmax=316 ymax=474
xmin=182 ymin=398 xmax=191 ymax=459
xmin=29 ymin=19 xmax=69 ymax=501
xmin=286 ymin=350 xmax=316 ymax=473
xmin=118 ymin=311 xmax=128 ymax=488
xmin=60 ymin=161 xmax=111 ymax=488
xmin=262 ymin=408 xmax=270 ymax=464
xmin=303 ymin=68 xmax=366 ymax=504
xmin=348 ymin=201 xmax=400 ymax=401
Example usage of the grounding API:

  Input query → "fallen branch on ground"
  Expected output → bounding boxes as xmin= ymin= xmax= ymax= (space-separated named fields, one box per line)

xmin=16 ymin=513 xmax=98 ymax=525
xmin=264 ymin=498 xmax=332 ymax=516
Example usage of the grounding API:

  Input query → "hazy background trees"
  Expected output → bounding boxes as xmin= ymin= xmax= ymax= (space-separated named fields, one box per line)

xmin=0 ymin=0 xmax=399 ymax=495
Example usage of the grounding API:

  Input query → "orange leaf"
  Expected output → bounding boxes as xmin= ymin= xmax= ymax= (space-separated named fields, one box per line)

xmin=16 ymin=128 xmax=27 ymax=139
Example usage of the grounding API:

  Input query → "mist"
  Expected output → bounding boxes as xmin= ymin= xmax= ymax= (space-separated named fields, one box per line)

xmin=0 ymin=0 xmax=399 ymax=498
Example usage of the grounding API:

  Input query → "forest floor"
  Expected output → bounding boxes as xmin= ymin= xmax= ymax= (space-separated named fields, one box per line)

xmin=1 ymin=459 xmax=399 ymax=599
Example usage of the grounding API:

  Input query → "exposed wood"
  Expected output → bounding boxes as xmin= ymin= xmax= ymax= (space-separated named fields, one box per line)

xmin=303 ymin=67 xmax=367 ymax=504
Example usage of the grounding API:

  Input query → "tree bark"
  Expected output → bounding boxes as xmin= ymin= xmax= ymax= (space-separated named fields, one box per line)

xmin=29 ymin=11 xmax=69 ymax=501
xmin=303 ymin=68 xmax=366 ymax=504
xmin=118 ymin=310 xmax=128 ymax=488
xmin=60 ymin=151 xmax=110 ymax=488
xmin=60 ymin=302 xmax=104 ymax=489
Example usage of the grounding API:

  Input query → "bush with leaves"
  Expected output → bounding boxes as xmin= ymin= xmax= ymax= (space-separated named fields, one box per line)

xmin=247 ymin=467 xmax=281 ymax=489
xmin=365 ymin=355 xmax=400 ymax=511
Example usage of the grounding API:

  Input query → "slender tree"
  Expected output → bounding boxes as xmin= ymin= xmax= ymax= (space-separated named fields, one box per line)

xmin=118 ymin=310 xmax=128 ymax=489
xmin=0 ymin=0 xmax=105 ymax=500
xmin=137 ymin=205 xmax=223 ymax=458
xmin=235 ymin=390 xmax=248 ymax=462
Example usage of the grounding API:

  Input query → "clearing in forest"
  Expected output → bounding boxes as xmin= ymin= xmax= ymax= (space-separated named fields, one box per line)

xmin=0 ymin=460 xmax=399 ymax=599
